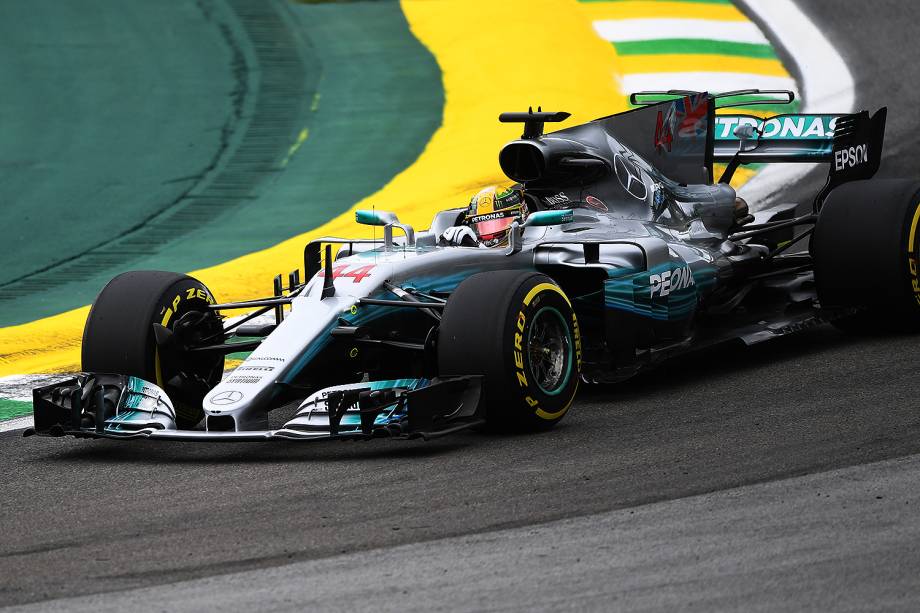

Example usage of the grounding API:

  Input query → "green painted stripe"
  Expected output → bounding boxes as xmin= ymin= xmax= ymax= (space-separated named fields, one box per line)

xmin=613 ymin=39 xmax=776 ymax=59
xmin=0 ymin=398 xmax=32 ymax=421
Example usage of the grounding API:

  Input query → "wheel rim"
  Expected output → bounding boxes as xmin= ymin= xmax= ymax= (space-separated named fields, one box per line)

xmin=527 ymin=306 xmax=573 ymax=396
xmin=161 ymin=309 xmax=225 ymax=389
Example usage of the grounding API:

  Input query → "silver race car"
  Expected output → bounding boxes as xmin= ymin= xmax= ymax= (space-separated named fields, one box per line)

xmin=29 ymin=90 xmax=920 ymax=444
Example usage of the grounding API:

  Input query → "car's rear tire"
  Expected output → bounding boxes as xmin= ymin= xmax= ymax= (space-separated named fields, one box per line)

xmin=812 ymin=179 xmax=920 ymax=332
xmin=437 ymin=271 xmax=581 ymax=430
xmin=81 ymin=271 xmax=224 ymax=428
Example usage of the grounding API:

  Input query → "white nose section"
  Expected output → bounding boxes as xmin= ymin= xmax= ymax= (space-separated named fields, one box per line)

xmin=203 ymin=295 xmax=350 ymax=419
xmin=202 ymin=261 xmax=395 ymax=428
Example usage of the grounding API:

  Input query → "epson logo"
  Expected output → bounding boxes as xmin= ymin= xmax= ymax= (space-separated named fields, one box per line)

xmin=835 ymin=143 xmax=869 ymax=171
xmin=650 ymin=266 xmax=695 ymax=298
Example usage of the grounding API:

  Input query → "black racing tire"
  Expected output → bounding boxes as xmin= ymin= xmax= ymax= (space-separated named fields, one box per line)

xmin=81 ymin=271 xmax=224 ymax=428
xmin=438 ymin=271 xmax=581 ymax=431
xmin=812 ymin=179 xmax=920 ymax=332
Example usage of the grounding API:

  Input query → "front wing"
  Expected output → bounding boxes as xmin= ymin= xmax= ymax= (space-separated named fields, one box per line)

xmin=26 ymin=374 xmax=484 ymax=443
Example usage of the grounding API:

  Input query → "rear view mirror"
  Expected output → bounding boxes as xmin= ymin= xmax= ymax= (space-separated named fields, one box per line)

xmin=525 ymin=209 xmax=574 ymax=227
xmin=356 ymin=210 xmax=399 ymax=226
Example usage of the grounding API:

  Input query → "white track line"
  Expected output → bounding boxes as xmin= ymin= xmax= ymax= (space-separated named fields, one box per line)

xmin=594 ymin=18 xmax=770 ymax=44
xmin=735 ymin=0 xmax=856 ymax=207
xmin=0 ymin=373 xmax=67 ymax=402
xmin=0 ymin=415 xmax=33 ymax=433
xmin=0 ymin=374 xmax=64 ymax=433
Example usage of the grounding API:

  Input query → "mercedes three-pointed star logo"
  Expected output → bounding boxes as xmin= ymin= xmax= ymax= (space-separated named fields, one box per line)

xmin=210 ymin=390 xmax=243 ymax=405
xmin=614 ymin=154 xmax=648 ymax=201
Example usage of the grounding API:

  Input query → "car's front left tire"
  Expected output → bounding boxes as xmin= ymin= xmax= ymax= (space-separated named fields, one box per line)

xmin=81 ymin=271 xmax=224 ymax=428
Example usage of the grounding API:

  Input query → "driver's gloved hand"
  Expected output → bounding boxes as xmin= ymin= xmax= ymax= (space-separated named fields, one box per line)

xmin=440 ymin=226 xmax=478 ymax=247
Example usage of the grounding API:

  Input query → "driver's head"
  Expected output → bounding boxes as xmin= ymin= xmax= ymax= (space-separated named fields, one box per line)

xmin=464 ymin=184 xmax=527 ymax=246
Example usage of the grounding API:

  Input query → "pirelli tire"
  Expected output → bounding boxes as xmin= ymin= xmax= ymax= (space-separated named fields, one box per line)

xmin=813 ymin=179 xmax=920 ymax=332
xmin=81 ymin=271 xmax=224 ymax=428
xmin=438 ymin=271 xmax=581 ymax=431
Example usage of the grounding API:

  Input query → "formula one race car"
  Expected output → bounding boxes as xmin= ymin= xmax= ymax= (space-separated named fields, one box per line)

xmin=29 ymin=90 xmax=920 ymax=443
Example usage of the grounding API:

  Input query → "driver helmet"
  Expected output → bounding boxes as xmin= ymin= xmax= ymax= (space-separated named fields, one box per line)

xmin=464 ymin=184 xmax=528 ymax=246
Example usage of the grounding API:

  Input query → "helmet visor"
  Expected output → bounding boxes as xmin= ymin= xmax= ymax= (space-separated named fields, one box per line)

xmin=472 ymin=215 xmax=516 ymax=240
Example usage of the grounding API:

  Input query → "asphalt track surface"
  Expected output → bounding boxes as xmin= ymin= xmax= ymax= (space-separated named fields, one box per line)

xmin=3 ymin=0 xmax=920 ymax=609
xmin=8 ymin=453 xmax=920 ymax=612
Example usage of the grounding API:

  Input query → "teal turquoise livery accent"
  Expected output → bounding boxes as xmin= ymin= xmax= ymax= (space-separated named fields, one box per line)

xmin=336 ymin=379 xmax=429 ymax=428
xmin=124 ymin=376 xmax=146 ymax=409
xmin=715 ymin=115 xmax=839 ymax=141
xmin=712 ymin=113 xmax=840 ymax=162
xmin=605 ymin=264 xmax=717 ymax=321
xmin=526 ymin=209 xmax=574 ymax=227
xmin=355 ymin=209 xmax=400 ymax=226
xmin=281 ymin=269 xmax=485 ymax=384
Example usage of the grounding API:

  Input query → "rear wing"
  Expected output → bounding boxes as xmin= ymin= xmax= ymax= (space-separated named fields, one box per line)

xmin=714 ymin=108 xmax=886 ymax=211
xmin=629 ymin=89 xmax=887 ymax=212
xmin=629 ymin=89 xmax=885 ymax=167
xmin=712 ymin=110 xmax=886 ymax=168
xmin=713 ymin=114 xmax=839 ymax=163
xmin=713 ymin=107 xmax=888 ymax=213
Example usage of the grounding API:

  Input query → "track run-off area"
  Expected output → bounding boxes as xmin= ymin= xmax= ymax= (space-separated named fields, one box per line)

xmin=3 ymin=0 xmax=920 ymax=610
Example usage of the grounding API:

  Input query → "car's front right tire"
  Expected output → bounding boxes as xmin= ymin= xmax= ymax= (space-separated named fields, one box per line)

xmin=437 ymin=270 xmax=581 ymax=431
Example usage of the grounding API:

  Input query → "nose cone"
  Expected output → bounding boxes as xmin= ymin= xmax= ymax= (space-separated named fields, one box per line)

xmin=201 ymin=260 xmax=399 ymax=430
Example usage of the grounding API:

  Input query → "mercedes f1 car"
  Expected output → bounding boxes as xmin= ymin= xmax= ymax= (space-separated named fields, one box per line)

xmin=28 ymin=90 xmax=920 ymax=444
